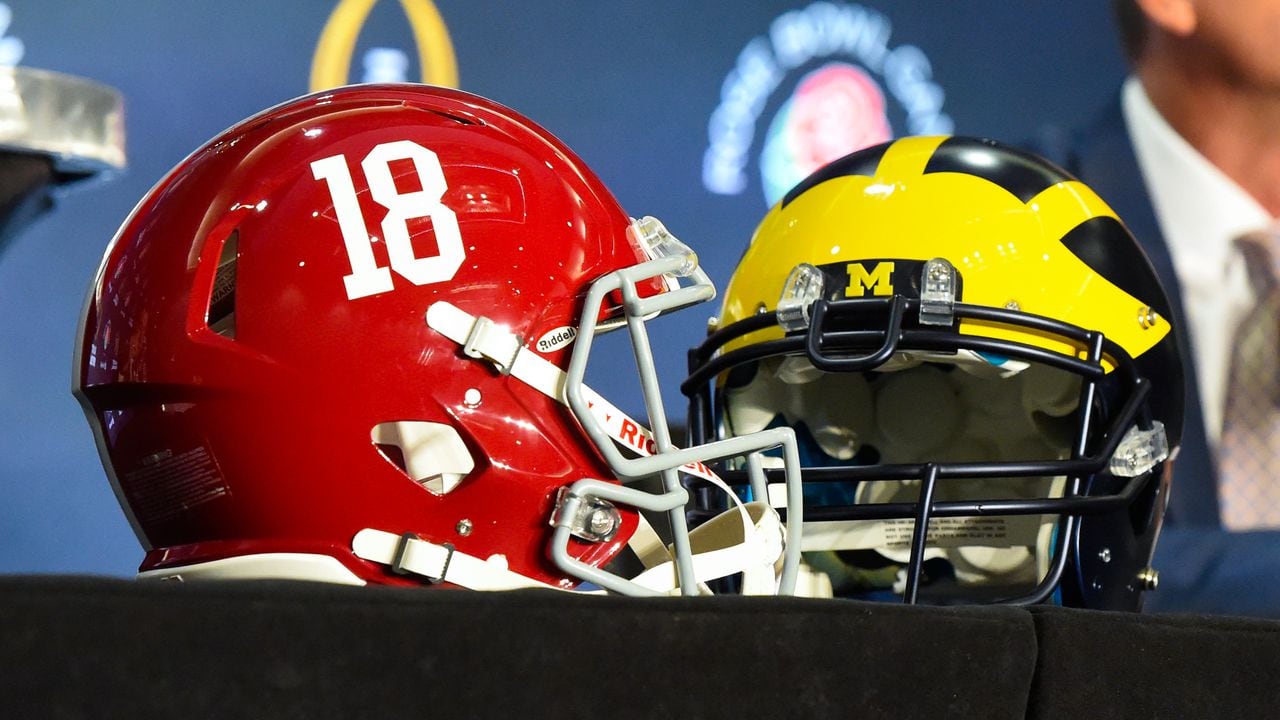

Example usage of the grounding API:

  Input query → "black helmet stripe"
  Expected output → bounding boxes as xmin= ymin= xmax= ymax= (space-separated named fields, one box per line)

xmin=780 ymin=136 xmax=1081 ymax=209
xmin=923 ymin=137 xmax=1074 ymax=204
xmin=780 ymin=142 xmax=890 ymax=209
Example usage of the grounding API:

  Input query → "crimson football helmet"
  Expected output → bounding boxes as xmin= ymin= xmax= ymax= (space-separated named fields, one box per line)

xmin=74 ymin=84 xmax=803 ymax=595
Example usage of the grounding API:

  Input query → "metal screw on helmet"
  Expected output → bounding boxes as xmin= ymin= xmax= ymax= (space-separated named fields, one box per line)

xmin=1138 ymin=306 xmax=1160 ymax=329
xmin=1137 ymin=567 xmax=1160 ymax=591
xmin=588 ymin=507 xmax=617 ymax=537
xmin=1098 ymin=548 xmax=1112 ymax=563
xmin=462 ymin=388 xmax=482 ymax=408
xmin=455 ymin=519 xmax=473 ymax=536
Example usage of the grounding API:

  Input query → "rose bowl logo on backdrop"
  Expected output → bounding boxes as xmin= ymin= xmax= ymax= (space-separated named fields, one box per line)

xmin=703 ymin=2 xmax=953 ymax=206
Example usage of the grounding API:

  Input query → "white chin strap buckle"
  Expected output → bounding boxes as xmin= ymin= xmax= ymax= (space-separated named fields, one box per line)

xmin=391 ymin=532 xmax=453 ymax=583
xmin=462 ymin=315 xmax=522 ymax=375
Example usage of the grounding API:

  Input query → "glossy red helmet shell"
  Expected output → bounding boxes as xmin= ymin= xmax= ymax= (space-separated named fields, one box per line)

xmin=75 ymin=84 xmax=668 ymax=588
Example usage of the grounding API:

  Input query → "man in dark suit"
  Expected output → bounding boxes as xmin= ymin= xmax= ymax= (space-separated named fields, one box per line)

xmin=1049 ymin=0 xmax=1280 ymax=615
xmin=1054 ymin=0 xmax=1280 ymax=529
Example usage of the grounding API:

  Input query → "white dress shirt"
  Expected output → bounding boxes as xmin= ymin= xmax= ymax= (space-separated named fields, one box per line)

xmin=1121 ymin=77 xmax=1274 ymax=450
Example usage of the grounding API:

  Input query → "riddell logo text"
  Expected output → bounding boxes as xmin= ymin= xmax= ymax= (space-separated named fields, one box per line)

xmin=536 ymin=326 xmax=577 ymax=353
xmin=616 ymin=418 xmax=716 ymax=479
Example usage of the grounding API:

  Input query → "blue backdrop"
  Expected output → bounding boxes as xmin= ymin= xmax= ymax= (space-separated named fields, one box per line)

xmin=0 ymin=1 xmax=1127 ymax=578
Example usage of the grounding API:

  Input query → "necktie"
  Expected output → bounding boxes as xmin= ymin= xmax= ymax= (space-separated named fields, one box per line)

xmin=1218 ymin=230 xmax=1280 ymax=530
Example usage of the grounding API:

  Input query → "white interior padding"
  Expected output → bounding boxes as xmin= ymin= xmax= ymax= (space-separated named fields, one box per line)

xmin=723 ymin=354 xmax=1080 ymax=590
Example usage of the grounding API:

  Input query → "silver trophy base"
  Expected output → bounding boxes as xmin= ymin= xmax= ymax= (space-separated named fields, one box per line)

xmin=0 ymin=66 xmax=125 ymax=254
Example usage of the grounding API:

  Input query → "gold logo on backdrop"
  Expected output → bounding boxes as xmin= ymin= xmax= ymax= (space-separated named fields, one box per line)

xmin=310 ymin=0 xmax=458 ymax=91
xmin=846 ymin=261 xmax=895 ymax=297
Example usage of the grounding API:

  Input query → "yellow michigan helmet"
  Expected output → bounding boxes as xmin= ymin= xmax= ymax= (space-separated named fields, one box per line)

xmin=683 ymin=136 xmax=1184 ymax=610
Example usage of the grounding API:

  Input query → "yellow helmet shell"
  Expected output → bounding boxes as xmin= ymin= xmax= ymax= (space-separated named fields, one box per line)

xmin=719 ymin=136 xmax=1171 ymax=369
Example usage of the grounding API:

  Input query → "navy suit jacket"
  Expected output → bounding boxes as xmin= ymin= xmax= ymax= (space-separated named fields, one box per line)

xmin=1046 ymin=91 xmax=1221 ymax=527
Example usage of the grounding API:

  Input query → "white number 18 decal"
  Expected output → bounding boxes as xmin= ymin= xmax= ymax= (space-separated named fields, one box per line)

xmin=311 ymin=140 xmax=464 ymax=300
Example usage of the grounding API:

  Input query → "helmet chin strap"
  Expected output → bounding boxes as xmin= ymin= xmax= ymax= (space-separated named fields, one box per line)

xmin=352 ymin=529 xmax=568 ymax=591
xmin=404 ymin=300 xmax=787 ymax=595
xmin=351 ymin=503 xmax=784 ymax=595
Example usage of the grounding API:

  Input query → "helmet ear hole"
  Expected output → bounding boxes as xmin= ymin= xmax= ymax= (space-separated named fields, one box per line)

xmin=371 ymin=421 xmax=475 ymax=496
